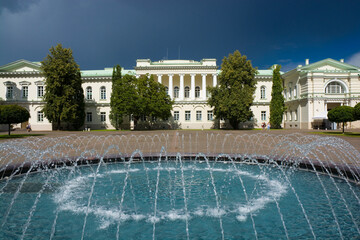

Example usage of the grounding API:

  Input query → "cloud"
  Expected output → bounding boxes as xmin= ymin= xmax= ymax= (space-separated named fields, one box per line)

xmin=347 ymin=52 xmax=360 ymax=67
xmin=0 ymin=0 xmax=40 ymax=14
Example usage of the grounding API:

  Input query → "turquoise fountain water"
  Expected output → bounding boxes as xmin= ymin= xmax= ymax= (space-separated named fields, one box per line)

xmin=0 ymin=133 xmax=359 ymax=239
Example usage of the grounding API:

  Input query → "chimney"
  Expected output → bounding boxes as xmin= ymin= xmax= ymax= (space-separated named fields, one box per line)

xmin=340 ymin=59 xmax=344 ymax=63
xmin=305 ymin=59 xmax=309 ymax=65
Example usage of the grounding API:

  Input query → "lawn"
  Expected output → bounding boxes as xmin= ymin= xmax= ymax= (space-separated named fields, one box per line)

xmin=309 ymin=131 xmax=360 ymax=137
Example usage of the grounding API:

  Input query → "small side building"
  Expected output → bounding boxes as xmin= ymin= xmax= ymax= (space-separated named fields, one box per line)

xmin=282 ymin=58 xmax=360 ymax=129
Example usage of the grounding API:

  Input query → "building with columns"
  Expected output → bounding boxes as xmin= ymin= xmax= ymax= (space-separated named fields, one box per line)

xmin=0 ymin=57 xmax=359 ymax=131
xmin=135 ymin=59 xmax=219 ymax=129
xmin=282 ymin=58 xmax=360 ymax=130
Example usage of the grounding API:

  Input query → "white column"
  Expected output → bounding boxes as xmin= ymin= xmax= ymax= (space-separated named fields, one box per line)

xmin=190 ymin=74 xmax=195 ymax=100
xmin=168 ymin=74 xmax=174 ymax=99
xmin=136 ymin=74 xmax=140 ymax=79
xmin=212 ymin=73 xmax=217 ymax=87
xmin=179 ymin=74 xmax=184 ymax=100
xmin=202 ymin=74 xmax=207 ymax=100
xmin=157 ymin=74 xmax=162 ymax=84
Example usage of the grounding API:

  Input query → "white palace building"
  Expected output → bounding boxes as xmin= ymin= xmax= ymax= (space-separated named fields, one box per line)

xmin=0 ymin=57 xmax=359 ymax=131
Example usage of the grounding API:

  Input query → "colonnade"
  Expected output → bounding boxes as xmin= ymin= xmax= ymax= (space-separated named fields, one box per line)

xmin=154 ymin=73 xmax=218 ymax=100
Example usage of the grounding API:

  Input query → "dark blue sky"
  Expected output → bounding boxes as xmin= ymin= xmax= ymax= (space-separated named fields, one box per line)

xmin=1 ymin=0 xmax=360 ymax=71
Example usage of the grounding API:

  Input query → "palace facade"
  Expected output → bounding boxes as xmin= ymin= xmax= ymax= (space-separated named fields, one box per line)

xmin=0 ymin=57 xmax=359 ymax=131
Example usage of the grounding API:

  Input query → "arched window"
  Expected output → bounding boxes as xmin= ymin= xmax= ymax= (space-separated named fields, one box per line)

xmin=325 ymin=82 xmax=345 ymax=94
xmin=185 ymin=86 xmax=190 ymax=98
xmin=165 ymin=87 xmax=169 ymax=95
xmin=100 ymin=86 xmax=106 ymax=100
xmin=86 ymin=87 xmax=92 ymax=100
xmin=260 ymin=86 xmax=266 ymax=99
xmin=195 ymin=86 xmax=200 ymax=98
xmin=174 ymin=86 xmax=179 ymax=98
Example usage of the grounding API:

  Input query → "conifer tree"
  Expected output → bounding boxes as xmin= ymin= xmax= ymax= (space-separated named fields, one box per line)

xmin=41 ymin=44 xmax=85 ymax=130
xmin=110 ymin=65 xmax=137 ymax=129
xmin=208 ymin=50 xmax=257 ymax=129
xmin=269 ymin=65 xmax=285 ymax=129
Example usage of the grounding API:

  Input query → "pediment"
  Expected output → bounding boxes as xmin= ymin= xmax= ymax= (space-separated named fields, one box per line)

xmin=0 ymin=59 xmax=41 ymax=72
xmin=299 ymin=58 xmax=360 ymax=72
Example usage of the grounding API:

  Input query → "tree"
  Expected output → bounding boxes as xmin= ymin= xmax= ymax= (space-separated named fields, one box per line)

xmin=327 ymin=106 xmax=355 ymax=133
xmin=132 ymin=75 xmax=173 ymax=128
xmin=354 ymin=103 xmax=360 ymax=120
xmin=110 ymin=70 xmax=173 ymax=130
xmin=110 ymin=65 xmax=137 ymax=129
xmin=0 ymin=105 xmax=30 ymax=135
xmin=41 ymin=44 xmax=85 ymax=130
xmin=269 ymin=65 xmax=285 ymax=129
xmin=208 ymin=50 xmax=257 ymax=129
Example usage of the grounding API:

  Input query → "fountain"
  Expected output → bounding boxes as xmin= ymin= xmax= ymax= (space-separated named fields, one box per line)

xmin=0 ymin=132 xmax=359 ymax=239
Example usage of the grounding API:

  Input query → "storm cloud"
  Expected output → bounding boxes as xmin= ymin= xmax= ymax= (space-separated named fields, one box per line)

xmin=1 ymin=0 xmax=360 ymax=72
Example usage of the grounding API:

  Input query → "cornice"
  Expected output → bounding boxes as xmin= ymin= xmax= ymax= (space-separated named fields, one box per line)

xmin=174 ymin=100 xmax=208 ymax=105
xmin=255 ymin=76 xmax=272 ymax=79
xmin=135 ymin=66 xmax=218 ymax=71
xmin=286 ymin=96 xmax=360 ymax=102
xmin=252 ymin=101 xmax=270 ymax=105
xmin=81 ymin=76 xmax=112 ymax=81
xmin=0 ymin=71 xmax=42 ymax=76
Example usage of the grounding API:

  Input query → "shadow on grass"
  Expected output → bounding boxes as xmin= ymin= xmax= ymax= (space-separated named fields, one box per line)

xmin=0 ymin=134 xmax=45 ymax=139
xmin=309 ymin=131 xmax=360 ymax=137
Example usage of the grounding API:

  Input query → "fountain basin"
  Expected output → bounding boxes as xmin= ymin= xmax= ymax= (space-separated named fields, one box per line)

xmin=0 ymin=133 xmax=359 ymax=239
xmin=1 ymin=160 xmax=360 ymax=239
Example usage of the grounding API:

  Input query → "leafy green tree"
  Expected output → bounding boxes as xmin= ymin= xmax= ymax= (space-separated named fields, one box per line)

xmin=208 ymin=50 xmax=257 ymax=129
xmin=110 ymin=65 xmax=137 ymax=129
xmin=110 ymin=70 xmax=173 ymax=129
xmin=269 ymin=65 xmax=285 ymax=129
xmin=0 ymin=105 xmax=30 ymax=135
xmin=132 ymin=75 xmax=173 ymax=128
xmin=354 ymin=103 xmax=360 ymax=120
xmin=327 ymin=106 xmax=355 ymax=133
xmin=41 ymin=44 xmax=85 ymax=130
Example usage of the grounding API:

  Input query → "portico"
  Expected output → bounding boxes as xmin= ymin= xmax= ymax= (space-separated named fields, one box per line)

xmin=135 ymin=59 xmax=218 ymax=101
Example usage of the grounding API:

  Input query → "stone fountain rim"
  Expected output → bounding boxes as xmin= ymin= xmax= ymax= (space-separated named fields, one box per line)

xmin=1 ymin=153 xmax=359 ymax=185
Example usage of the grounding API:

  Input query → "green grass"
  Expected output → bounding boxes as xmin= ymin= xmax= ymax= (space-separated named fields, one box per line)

xmin=309 ymin=131 xmax=360 ymax=137
xmin=89 ymin=129 xmax=120 ymax=132
xmin=0 ymin=134 xmax=45 ymax=139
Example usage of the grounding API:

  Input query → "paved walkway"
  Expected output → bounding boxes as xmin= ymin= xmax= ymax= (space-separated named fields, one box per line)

xmin=2 ymin=128 xmax=360 ymax=151
xmin=0 ymin=129 xmax=359 ymax=183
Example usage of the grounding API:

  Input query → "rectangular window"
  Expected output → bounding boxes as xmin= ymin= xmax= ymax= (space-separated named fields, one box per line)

xmin=261 ymin=111 xmax=266 ymax=121
xmin=86 ymin=112 xmax=92 ymax=122
xmin=22 ymin=86 xmax=28 ymax=98
xmin=6 ymin=86 xmax=13 ymax=99
xmin=260 ymin=86 xmax=266 ymax=99
xmin=196 ymin=110 xmax=202 ymax=121
xmin=289 ymin=87 xmax=292 ymax=99
xmin=185 ymin=111 xmax=191 ymax=121
xmin=100 ymin=87 xmax=106 ymax=100
xmin=100 ymin=112 xmax=106 ymax=122
xmin=284 ymin=89 xmax=287 ymax=99
xmin=294 ymin=86 xmax=297 ymax=98
xmin=86 ymin=87 xmax=92 ymax=100
xmin=174 ymin=111 xmax=179 ymax=121
xmin=37 ymin=86 xmax=44 ymax=98
xmin=207 ymin=110 xmax=213 ymax=121
xmin=37 ymin=111 xmax=44 ymax=122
